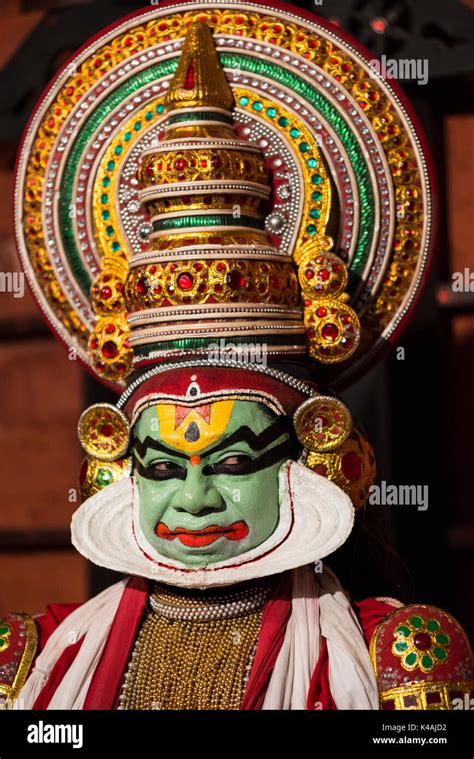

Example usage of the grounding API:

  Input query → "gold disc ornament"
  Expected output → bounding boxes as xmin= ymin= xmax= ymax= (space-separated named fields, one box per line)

xmin=78 ymin=403 xmax=130 ymax=462
xmin=293 ymin=396 xmax=352 ymax=453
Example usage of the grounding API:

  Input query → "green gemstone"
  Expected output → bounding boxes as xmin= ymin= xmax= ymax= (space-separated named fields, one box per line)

xmin=0 ymin=625 xmax=10 ymax=636
xmin=111 ymin=241 xmax=121 ymax=252
xmin=310 ymin=208 xmax=321 ymax=219
xmin=427 ymin=619 xmax=440 ymax=632
xmin=102 ymin=177 xmax=110 ymax=188
xmin=107 ymin=161 xmax=115 ymax=171
xmin=436 ymin=633 xmax=450 ymax=646
xmin=306 ymin=224 xmax=317 ymax=235
xmin=145 ymin=111 xmax=153 ymax=121
xmin=252 ymin=101 xmax=263 ymax=112
xmin=299 ymin=141 xmax=310 ymax=153
xmin=421 ymin=654 xmax=433 ymax=669
xmin=239 ymin=96 xmax=249 ymax=106
xmin=106 ymin=226 xmax=114 ymax=237
xmin=290 ymin=127 xmax=301 ymax=138
xmin=114 ymin=145 xmax=123 ymax=155
xmin=157 ymin=104 xmax=165 ymax=113
xmin=96 ymin=468 xmax=113 ymax=487
xmin=395 ymin=625 xmax=411 ymax=638
xmin=404 ymin=652 xmax=418 ymax=667
xmin=311 ymin=174 xmax=323 ymax=185
xmin=307 ymin=158 xmax=318 ymax=168
xmin=433 ymin=646 xmax=447 ymax=661
xmin=394 ymin=641 xmax=408 ymax=653
xmin=266 ymin=107 xmax=277 ymax=118
xmin=124 ymin=131 xmax=132 ymax=142
xmin=278 ymin=116 xmax=289 ymax=127
xmin=311 ymin=190 xmax=322 ymax=202
xmin=0 ymin=638 xmax=7 ymax=649
xmin=101 ymin=210 xmax=110 ymax=220
xmin=134 ymin=122 xmax=141 ymax=131
xmin=410 ymin=616 xmax=423 ymax=629
xmin=100 ymin=193 xmax=108 ymax=204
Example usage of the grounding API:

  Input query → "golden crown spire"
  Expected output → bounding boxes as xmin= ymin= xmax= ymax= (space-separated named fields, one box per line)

xmin=164 ymin=21 xmax=235 ymax=112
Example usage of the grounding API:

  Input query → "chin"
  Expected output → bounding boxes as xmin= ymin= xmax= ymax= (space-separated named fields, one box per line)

xmin=156 ymin=539 xmax=246 ymax=567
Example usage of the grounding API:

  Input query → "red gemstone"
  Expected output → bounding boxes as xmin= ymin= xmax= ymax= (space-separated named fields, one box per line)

xmin=101 ymin=423 xmax=113 ymax=437
xmin=211 ymin=156 xmax=222 ymax=169
xmin=305 ymin=269 xmax=314 ymax=279
xmin=321 ymin=323 xmax=339 ymax=341
xmin=102 ymin=341 xmax=118 ymax=359
xmin=227 ymin=270 xmax=245 ymax=290
xmin=174 ymin=157 xmax=187 ymax=171
xmin=100 ymin=286 xmax=112 ymax=299
xmin=177 ymin=272 xmax=194 ymax=291
xmin=313 ymin=463 xmax=328 ymax=478
xmin=341 ymin=452 xmax=362 ymax=481
xmin=137 ymin=277 xmax=149 ymax=295
xmin=318 ymin=268 xmax=330 ymax=281
xmin=105 ymin=324 xmax=115 ymax=334
xmin=340 ymin=313 xmax=351 ymax=324
xmin=217 ymin=262 xmax=226 ymax=272
xmin=413 ymin=632 xmax=432 ymax=651
xmin=316 ymin=307 xmax=327 ymax=318
xmin=183 ymin=59 xmax=196 ymax=90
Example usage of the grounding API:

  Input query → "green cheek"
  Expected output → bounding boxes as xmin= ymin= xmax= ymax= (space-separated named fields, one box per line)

xmin=136 ymin=461 xmax=282 ymax=567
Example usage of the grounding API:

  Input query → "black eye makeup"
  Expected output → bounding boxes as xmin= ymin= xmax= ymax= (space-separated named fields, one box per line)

xmin=135 ymin=458 xmax=187 ymax=481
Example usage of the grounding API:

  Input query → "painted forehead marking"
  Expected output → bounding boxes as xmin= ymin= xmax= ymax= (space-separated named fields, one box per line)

xmin=155 ymin=400 xmax=235 ymax=454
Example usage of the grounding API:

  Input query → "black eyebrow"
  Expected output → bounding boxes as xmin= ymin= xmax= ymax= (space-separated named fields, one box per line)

xmin=133 ymin=416 xmax=292 ymax=461
xmin=133 ymin=439 xmax=188 ymax=460
xmin=202 ymin=416 xmax=292 ymax=458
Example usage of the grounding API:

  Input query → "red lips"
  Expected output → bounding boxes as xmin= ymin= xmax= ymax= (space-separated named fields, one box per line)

xmin=155 ymin=520 xmax=249 ymax=548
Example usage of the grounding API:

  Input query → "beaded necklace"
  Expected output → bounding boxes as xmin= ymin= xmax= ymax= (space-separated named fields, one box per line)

xmin=119 ymin=579 xmax=272 ymax=710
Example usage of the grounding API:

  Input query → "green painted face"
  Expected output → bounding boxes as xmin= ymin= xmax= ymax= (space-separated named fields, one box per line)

xmin=133 ymin=400 xmax=291 ymax=567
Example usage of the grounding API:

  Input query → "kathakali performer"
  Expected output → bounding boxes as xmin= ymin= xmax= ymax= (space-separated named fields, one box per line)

xmin=2 ymin=0 xmax=473 ymax=710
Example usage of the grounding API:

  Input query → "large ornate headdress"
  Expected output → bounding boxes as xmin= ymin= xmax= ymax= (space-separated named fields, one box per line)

xmin=15 ymin=0 xmax=435 ymax=510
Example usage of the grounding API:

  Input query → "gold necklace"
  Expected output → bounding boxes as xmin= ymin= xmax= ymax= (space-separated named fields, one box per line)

xmin=119 ymin=581 xmax=271 ymax=710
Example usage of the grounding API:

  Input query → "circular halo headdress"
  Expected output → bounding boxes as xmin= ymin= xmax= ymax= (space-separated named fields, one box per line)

xmin=15 ymin=0 xmax=436 ymax=507
xmin=15 ymin=0 xmax=435 ymax=390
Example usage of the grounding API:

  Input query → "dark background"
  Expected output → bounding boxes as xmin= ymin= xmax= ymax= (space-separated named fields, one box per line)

xmin=0 ymin=0 xmax=473 ymax=639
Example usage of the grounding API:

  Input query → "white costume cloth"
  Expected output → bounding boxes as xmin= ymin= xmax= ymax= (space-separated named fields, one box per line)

xmin=18 ymin=566 xmax=378 ymax=710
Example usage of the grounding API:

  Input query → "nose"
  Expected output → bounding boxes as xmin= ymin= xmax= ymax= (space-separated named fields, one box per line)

xmin=170 ymin=463 xmax=224 ymax=516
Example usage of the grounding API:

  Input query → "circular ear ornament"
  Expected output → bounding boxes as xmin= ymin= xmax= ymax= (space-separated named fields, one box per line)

xmin=79 ymin=456 xmax=132 ymax=500
xmin=293 ymin=396 xmax=352 ymax=453
xmin=305 ymin=427 xmax=376 ymax=510
xmin=78 ymin=403 xmax=130 ymax=462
